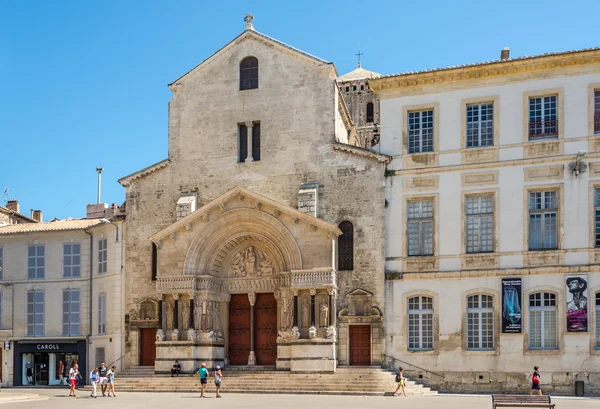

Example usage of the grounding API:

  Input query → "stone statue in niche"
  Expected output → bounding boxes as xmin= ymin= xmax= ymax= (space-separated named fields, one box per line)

xmin=165 ymin=301 xmax=174 ymax=330
xmin=140 ymin=301 xmax=155 ymax=320
xmin=212 ymin=302 xmax=221 ymax=333
xmin=319 ymin=302 xmax=329 ymax=328
xmin=181 ymin=302 xmax=190 ymax=331
xmin=230 ymin=246 xmax=274 ymax=277
xmin=301 ymin=300 xmax=310 ymax=328
xmin=326 ymin=325 xmax=336 ymax=340
xmin=206 ymin=301 xmax=214 ymax=331
xmin=193 ymin=299 xmax=202 ymax=330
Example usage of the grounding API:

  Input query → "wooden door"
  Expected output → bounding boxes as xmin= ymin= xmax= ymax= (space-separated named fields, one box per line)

xmin=228 ymin=294 xmax=251 ymax=365
xmin=254 ymin=293 xmax=278 ymax=365
xmin=349 ymin=325 xmax=371 ymax=366
xmin=139 ymin=328 xmax=156 ymax=366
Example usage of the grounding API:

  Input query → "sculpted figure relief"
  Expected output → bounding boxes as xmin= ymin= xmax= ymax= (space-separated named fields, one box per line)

xmin=193 ymin=299 xmax=202 ymax=330
xmin=165 ymin=301 xmax=174 ymax=330
xmin=182 ymin=302 xmax=190 ymax=330
xmin=319 ymin=302 xmax=329 ymax=328
xmin=230 ymin=246 xmax=275 ymax=277
xmin=301 ymin=301 xmax=310 ymax=328
xmin=213 ymin=302 xmax=221 ymax=333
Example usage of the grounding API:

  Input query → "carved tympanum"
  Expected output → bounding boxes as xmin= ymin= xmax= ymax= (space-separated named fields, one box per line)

xmin=231 ymin=246 xmax=275 ymax=277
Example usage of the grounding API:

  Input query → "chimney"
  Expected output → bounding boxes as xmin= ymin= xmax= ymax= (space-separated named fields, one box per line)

xmin=500 ymin=47 xmax=510 ymax=61
xmin=31 ymin=210 xmax=43 ymax=222
xmin=298 ymin=181 xmax=319 ymax=218
xmin=6 ymin=200 xmax=20 ymax=214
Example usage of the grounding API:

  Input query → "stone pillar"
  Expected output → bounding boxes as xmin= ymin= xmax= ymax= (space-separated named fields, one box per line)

xmin=328 ymin=293 xmax=333 ymax=326
xmin=248 ymin=292 xmax=257 ymax=365
xmin=293 ymin=294 xmax=299 ymax=327
xmin=310 ymin=289 xmax=316 ymax=327
xmin=245 ymin=121 xmax=254 ymax=162
xmin=173 ymin=294 xmax=179 ymax=330
xmin=158 ymin=299 xmax=163 ymax=329
xmin=223 ymin=297 xmax=230 ymax=364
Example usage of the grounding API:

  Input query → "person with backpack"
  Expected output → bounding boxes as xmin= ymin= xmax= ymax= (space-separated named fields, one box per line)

xmin=529 ymin=366 xmax=542 ymax=395
xmin=394 ymin=367 xmax=407 ymax=397
xmin=214 ymin=366 xmax=223 ymax=398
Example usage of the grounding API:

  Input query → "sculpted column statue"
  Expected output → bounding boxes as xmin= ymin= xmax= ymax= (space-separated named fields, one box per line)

xmin=206 ymin=301 xmax=214 ymax=331
xmin=213 ymin=301 xmax=221 ymax=333
xmin=301 ymin=300 xmax=310 ymax=328
xmin=193 ymin=297 xmax=202 ymax=331
xmin=182 ymin=298 xmax=191 ymax=331
xmin=319 ymin=301 xmax=328 ymax=328
xmin=165 ymin=299 xmax=174 ymax=330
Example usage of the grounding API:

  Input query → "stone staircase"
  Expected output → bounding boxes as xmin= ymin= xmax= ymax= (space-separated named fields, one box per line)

xmin=90 ymin=366 xmax=437 ymax=396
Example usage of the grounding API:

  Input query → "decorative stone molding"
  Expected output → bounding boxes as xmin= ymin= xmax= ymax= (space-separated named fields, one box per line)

xmin=156 ymin=276 xmax=224 ymax=294
xmin=186 ymin=328 xmax=196 ymax=341
xmin=402 ymin=176 xmax=439 ymax=191
xmin=524 ymin=165 xmax=564 ymax=182
xmin=461 ymin=171 xmax=499 ymax=188
xmin=308 ymin=326 xmax=317 ymax=339
xmin=226 ymin=277 xmax=280 ymax=294
xmin=170 ymin=329 xmax=180 ymax=341
xmin=291 ymin=268 xmax=336 ymax=289
xmin=248 ymin=292 xmax=256 ymax=306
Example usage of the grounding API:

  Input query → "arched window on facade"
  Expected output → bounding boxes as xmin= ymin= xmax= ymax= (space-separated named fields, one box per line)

xmin=366 ymin=102 xmax=374 ymax=123
xmin=466 ymin=294 xmax=494 ymax=350
xmin=407 ymin=296 xmax=434 ymax=351
xmin=240 ymin=57 xmax=259 ymax=90
xmin=337 ymin=221 xmax=354 ymax=271
xmin=528 ymin=292 xmax=558 ymax=350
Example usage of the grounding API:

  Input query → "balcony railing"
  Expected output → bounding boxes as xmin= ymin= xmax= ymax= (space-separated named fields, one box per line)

xmin=594 ymin=113 xmax=600 ymax=134
xmin=529 ymin=119 xmax=558 ymax=139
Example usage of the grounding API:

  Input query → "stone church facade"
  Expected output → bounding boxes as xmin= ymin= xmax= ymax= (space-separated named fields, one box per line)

xmin=118 ymin=17 xmax=389 ymax=372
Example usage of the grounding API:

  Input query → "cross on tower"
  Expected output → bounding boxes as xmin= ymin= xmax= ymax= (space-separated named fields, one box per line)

xmin=356 ymin=50 xmax=363 ymax=68
xmin=244 ymin=13 xmax=254 ymax=30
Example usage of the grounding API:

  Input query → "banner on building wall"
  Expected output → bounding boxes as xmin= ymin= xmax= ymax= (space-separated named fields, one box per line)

xmin=566 ymin=275 xmax=588 ymax=332
xmin=502 ymin=278 xmax=522 ymax=333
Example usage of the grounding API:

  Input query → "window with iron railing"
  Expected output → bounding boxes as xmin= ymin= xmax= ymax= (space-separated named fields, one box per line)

xmin=594 ymin=90 xmax=600 ymax=135
xmin=529 ymin=95 xmax=558 ymax=139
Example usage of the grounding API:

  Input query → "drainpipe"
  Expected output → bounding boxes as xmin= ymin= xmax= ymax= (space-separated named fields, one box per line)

xmin=84 ymin=228 xmax=94 ymax=384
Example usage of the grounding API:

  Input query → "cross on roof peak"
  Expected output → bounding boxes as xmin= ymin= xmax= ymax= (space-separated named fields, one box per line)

xmin=244 ymin=13 xmax=255 ymax=31
xmin=356 ymin=50 xmax=363 ymax=68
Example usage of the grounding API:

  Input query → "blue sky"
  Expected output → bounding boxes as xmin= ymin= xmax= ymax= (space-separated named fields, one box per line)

xmin=1 ymin=0 xmax=598 ymax=220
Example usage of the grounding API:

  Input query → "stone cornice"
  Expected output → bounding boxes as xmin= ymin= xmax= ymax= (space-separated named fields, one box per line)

xmin=118 ymin=159 xmax=170 ymax=187
xmin=331 ymin=143 xmax=391 ymax=163
xmin=150 ymin=186 xmax=342 ymax=243
xmin=369 ymin=48 xmax=600 ymax=96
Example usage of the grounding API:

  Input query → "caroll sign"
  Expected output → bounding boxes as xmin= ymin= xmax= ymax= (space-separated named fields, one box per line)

xmin=36 ymin=344 xmax=60 ymax=350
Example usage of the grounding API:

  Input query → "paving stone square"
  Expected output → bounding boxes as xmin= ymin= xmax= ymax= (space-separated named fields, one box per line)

xmin=4 ymin=389 xmax=598 ymax=409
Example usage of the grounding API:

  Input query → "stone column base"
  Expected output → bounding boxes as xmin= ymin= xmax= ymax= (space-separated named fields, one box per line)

xmin=276 ymin=338 xmax=336 ymax=373
xmin=248 ymin=351 xmax=257 ymax=365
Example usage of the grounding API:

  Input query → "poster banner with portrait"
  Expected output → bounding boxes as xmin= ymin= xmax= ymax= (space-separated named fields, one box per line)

xmin=502 ymin=278 xmax=522 ymax=333
xmin=566 ymin=275 xmax=588 ymax=332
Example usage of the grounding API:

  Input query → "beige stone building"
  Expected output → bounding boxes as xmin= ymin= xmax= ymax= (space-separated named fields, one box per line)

xmin=371 ymin=47 xmax=600 ymax=394
xmin=118 ymin=15 xmax=388 ymax=373
xmin=0 ymin=200 xmax=39 ymax=226
xmin=0 ymin=205 xmax=124 ymax=387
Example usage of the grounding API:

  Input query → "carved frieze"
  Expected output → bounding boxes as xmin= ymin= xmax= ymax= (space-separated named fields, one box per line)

xmin=231 ymin=246 xmax=275 ymax=277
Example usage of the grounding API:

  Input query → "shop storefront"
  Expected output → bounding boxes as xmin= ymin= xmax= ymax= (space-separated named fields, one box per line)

xmin=13 ymin=340 xmax=86 ymax=386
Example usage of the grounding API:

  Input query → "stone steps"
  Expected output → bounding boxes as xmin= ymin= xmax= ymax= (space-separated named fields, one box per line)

xmin=97 ymin=367 xmax=437 ymax=396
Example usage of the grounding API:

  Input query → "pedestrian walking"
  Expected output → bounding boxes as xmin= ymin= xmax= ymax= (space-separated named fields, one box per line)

xmin=90 ymin=368 xmax=99 ymax=398
xmin=107 ymin=366 xmax=117 ymax=397
xmin=394 ymin=367 xmax=407 ymax=397
xmin=197 ymin=362 xmax=209 ymax=398
xmin=529 ymin=366 xmax=542 ymax=396
xmin=68 ymin=364 xmax=80 ymax=397
xmin=214 ymin=366 xmax=223 ymax=398
xmin=98 ymin=361 xmax=108 ymax=396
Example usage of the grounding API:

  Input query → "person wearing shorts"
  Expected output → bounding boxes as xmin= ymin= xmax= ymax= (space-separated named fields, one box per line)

xmin=214 ymin=366 xmax=223 ymax=398
xmin=107 ymin=366 xmax=117 ymax=397
xmin=68 ymin=364 xmax=80 ymax=397
xmin=530 ymin=366 xmax=542 ymax=396
xmin=197 ymin=362 xmax=209 ymax=398
xmin=98 ymin=361 xmax=108 ymax=396
xmin=394 ymin=367 xmax=407 ymax=397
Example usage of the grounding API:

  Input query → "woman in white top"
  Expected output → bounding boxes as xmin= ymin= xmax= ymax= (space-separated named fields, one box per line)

xmin=68 ymin=364 xmax=80 ymax=397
